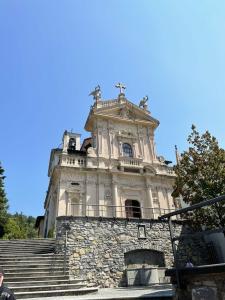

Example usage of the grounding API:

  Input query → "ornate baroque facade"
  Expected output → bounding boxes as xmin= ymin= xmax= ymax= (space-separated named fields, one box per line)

xmin=42 ymin=85 xmax=177 ymax=237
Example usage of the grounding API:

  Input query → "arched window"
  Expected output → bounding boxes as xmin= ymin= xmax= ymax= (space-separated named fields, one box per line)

xmin=123 ymin=143 xmax=133 ymax=157
xmin=125 ymin=199 xmax=141 ymax=218
xmin=68 ymin=138 xmax=76 ymax=153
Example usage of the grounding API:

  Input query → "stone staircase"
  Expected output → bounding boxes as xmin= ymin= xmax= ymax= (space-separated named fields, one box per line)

xmin=0 ymin=238 xmax=98 ymax=299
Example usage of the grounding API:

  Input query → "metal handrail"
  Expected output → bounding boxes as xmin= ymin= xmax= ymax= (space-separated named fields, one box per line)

xmin=69 ymin=203 xmax=177 ymax=219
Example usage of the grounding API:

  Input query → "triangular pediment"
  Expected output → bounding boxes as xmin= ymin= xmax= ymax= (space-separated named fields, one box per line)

xmin=85 ymin=98 xmax=159 ymax=131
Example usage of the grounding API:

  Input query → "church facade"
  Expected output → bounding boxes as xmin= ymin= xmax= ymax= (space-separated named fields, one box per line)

xmin=43 ymin=84 xmax=178 ymax=238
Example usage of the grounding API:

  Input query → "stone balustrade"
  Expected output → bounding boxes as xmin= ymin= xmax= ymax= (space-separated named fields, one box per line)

xmin=119 ymin=157 xmax=142 ymax=168
xmin=96 ymin=99 xmax=118 ymax=108
xmin=60 ymin=155 xmax=86 ymax=168
xmin=155 ymin=165 xmax=175 ymax=176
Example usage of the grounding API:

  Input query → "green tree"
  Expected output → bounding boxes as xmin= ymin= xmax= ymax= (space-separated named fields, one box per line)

xmin=3 ymin=213 xmax=38 ymax=239
xmin=3 ymin=217 xmax=27 ymax=240
xmin=0 ymin=162 xmax=8 ymax=237
xmin=174 ymin=125 xmax=225 ymax=228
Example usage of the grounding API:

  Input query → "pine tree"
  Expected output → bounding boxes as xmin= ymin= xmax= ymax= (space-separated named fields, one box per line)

xmin=174 ymin=125 xmax=225 ymax=228
xmin=0 ymin=162 xmax=9 ymax=237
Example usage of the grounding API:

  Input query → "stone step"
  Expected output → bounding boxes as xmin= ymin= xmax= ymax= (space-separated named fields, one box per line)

xmin=0 ymin=252 xmax=64 ymax=259
xmin=1 ymin=262 xmax=67 ymax=273
xmin=0 ymin=242 xmax=56 ymax=249
xmin=11 ymin=283 xmax=87 ymax=293
xmin=0 ymin=240 xmax=56 ymax=247
xmin=0 ymin=247 xmax=55 ymax=252
xmin=0 ymin=244 xmax=55 ymax=248
xmin=3 ymin=266 xmax=67 ymax=273
xmin=0 ymin=238 xmax=94 ymax=299
xmin=0 ymin=259 xmax=69 ymax=267
xmin=0 ymin=239 xmax=56 ymax=254
xmin=0 ymin=243 xmax=55 ymax=247
xmin=7 ymin=278 xmax=85 ymax=287
xmin=0 ymin=259 xmax=67 ymax=266
xmin=0 ymin=248 xmax=55 ymax=252
xmin=4 ymin=270 xmax=69 ymax=278
xmin=0 ymin=254 xmax=62 ymax=259
xmin=4 ymin=274 xmax=71 ymax=282
xmin=3 ymin=261 xmax=65 ymax=267
xmin=0 ymin=238 xmax=55 ymax=243
xmin=0 ymin=249 xmax=55 ymax=254
xmin=15 ymin=287 xmax=98 ymax=299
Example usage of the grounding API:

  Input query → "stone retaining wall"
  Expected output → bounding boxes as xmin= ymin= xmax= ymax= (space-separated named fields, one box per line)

xmin=56 ymin=217 xmax=183 ymax=287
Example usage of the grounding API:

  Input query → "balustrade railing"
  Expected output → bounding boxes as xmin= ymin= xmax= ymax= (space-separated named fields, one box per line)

xmin=155 ymin=165 xmax=174 ymax=176
xmin=119 ymin=158 xmax=141 ymax=167
xmin=60 ymin=155 xmax=86 ymax=167
xmin=97 ymin=99 xmax=118 ymax=108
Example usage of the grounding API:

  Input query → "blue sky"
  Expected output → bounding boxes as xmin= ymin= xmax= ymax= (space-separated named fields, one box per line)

xmin=0 ymin=1 xmax=225 ymax=216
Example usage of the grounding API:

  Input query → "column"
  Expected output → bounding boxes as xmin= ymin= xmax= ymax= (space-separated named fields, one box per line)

xmin=146 ymin=186 xmax=155 ymax=219
xmin=141 ymin=137 xmax=145 ymax=160
xmin=98 ymin=130 xmax=102 ymax=154
xmin=119 ymin=141 xmax=123 ymax=156
xmin=132 ymin=142 xmax=136 ymax=158
xmin=112 ymin=175 xmax=120 ymax=218
xmin=82 ymin=175 xmax=88 ymax=216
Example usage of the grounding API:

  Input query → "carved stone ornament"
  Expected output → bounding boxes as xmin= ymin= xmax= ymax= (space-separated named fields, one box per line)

xmin=117 ymin=130 xmax=137 ymax=141
xmin=119 ymin=107 xmax=130 ymax=118
xmin=87 ymin=147 xmax=95 ymax=155
xmin=144 ymin=166 xmax=156 ymax=175
xmin=139 ymin=95 xmax=148 ymax=109
xmin=104 ymin=189 xmax=112 ymax=200
xmin=158 ymin=156 xmax=165 ymax=163
xmin=89 ymin=85 xmax=101 ymax=102
xmin=61 ymin=172 xmax=85 ymax=182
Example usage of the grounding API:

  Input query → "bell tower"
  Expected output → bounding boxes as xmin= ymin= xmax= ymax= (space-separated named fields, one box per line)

xmin=62 ymin=130 xmax=81 ymax=154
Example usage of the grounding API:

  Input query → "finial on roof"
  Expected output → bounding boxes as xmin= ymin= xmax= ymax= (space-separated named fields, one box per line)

xmin=89 ymin=85 xmax=101 ymax=102
xmin=115 ymin=82 xmax=126 ymax=94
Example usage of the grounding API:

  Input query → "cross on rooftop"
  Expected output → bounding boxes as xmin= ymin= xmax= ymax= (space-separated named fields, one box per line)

xmin=115 ymin=82 xmax=126 ymax=94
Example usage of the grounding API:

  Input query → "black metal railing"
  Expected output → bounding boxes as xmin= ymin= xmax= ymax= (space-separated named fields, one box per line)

xmin=159 ymin=195 xmax=225 ymax=289
xmin=69 ymin=203 xmax=177 ymax=219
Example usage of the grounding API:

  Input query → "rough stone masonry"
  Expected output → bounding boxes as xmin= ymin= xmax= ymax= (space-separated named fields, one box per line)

xmin=56 ymin=217 xmax=188 ymax=287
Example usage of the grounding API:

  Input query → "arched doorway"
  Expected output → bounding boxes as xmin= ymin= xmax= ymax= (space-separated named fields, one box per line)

xmin=125 ymin=200 xmax=141 ymax=218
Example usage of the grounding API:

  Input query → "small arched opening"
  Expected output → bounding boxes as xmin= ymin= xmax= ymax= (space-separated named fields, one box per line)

xmin=124 ymin=249 xmax=165 ymax=268
xmin=68 ymin=138 xmax=76 ymax=153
